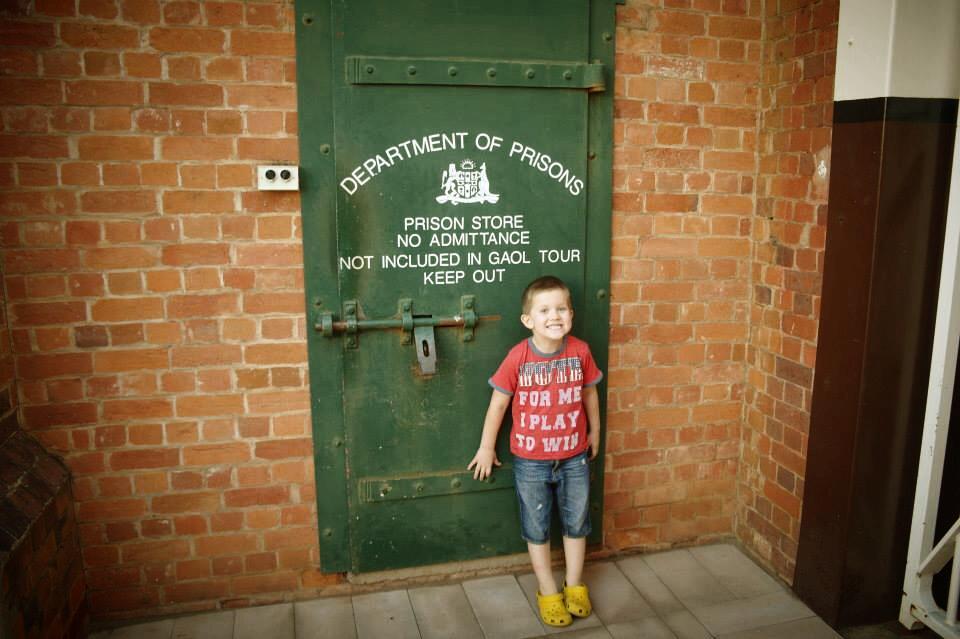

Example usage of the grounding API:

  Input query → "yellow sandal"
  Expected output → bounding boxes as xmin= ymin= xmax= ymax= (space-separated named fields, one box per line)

xmin=563 ymin=581 xmax=592 ymax=617
xmin=537 ymin=591 xmax=572 ymax=627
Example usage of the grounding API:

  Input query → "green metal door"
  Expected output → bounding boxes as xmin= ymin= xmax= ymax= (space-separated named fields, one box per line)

xmin=296 ymin=0 xmax=616 ymax=573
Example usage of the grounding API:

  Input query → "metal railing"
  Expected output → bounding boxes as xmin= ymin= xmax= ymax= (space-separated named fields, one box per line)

xmin=900 ymin=113 xmax=960 ymax=639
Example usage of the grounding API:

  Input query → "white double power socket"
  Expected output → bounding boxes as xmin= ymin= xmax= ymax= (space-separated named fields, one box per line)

xmin=257 ymin=165 xmax=299 ymax=191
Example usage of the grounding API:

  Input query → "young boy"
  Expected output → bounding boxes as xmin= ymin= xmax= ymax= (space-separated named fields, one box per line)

xmin=468 ymin=275 xmax=603 ymax=628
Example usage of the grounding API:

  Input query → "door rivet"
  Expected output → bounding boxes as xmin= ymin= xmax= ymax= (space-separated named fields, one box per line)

xmin=332 ymin=437 xmax=343 ymax=447
xmin=302 ymin=14 xmax=314 ymax=26
xmin=588 ymin=151 xmax=597 ymax=160
xmin=379 ymin=483 xmax=391 ymax=497
xmin=365 ymin=65 xmax=375 ymax=74
xmin=597 ymin=289 xmax=608 ymax=300
xmin=407 ymin=66 xmax=417 ymax=76
xmin=486 ymin=67 xmax=497 ymax=78
xmin=525 ymin=68 xmax=536 ymax=79
xmin=320 ymin=144 xmax=331 ymax=154
xmin=448 ymin=66 xmax=458 ymax=77
xmin=563 ymin=70 xmax=573 ymax=80
xmin=451 ymin=478 xmax=462 ymax=488
xmin=603 ymin=31 xmax=612 ymax=42
xmin=322 ymin=528 xmax=333 ymax=538
xmin=415 ymin=482 xmax=425 ymax=493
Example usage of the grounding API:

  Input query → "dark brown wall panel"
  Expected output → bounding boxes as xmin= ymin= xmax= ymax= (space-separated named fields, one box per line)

xmin=795 ymin=97 xmax=957 ymax=627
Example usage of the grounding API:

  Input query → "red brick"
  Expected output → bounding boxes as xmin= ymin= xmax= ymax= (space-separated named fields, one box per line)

xmin=66 ymin=80 xmax=141 ymax=106
xmin=79 ymin=191 xmax=155 ymax=215
xmin=77 ymin=136 xmax=153 ymax=161
xmin=227 ymin=86 xmax=296 ymax=109
xmin=60 ymin=23 xmax=139 ymax=48
xmin=183 ymin=443 xmax=250 ymax=465
xmin=231 ymin=30 xmax=295 ymax=56
xmin=224 ymin=486 xmax=288 ymax=508
xmin=0 ymin=135 xmax=69 ymax=159
xmin=167 ymin=293 xmax=238 ymax=318
xmin=149 ymin=82 xmax=224 ymax=106
xmin=110 ymin=448 xmax=179 ymax=471
xmin=153 ymin=491 xmax=221 ymax=514
xmin=176 ymin=394 xmax=243 ymax=417
xmin=84 ymin=248 xmax=157 ymax=271
xmin=161 ymin=243 xmax=230 ymax=265
xmin=23 ymin=402 xmax=98 ymax=428
xmin=653 ymin=10 xmax=706 ymax=35
xmin=5 ymin=249 xmax=81 ymax=275
xmin=78 ymin=498 xmax=147 ymax=522
xmin=95 ymin=348 xmax=168 ymax=373
xmin=254 ymin=438 xmax=311 ymax=460
xmin=122 ymin=539 xmax=191 ymax=563
xmin=91 ymin=298 xmax=164 ymax=322
xmin=125 ymin=52 xmax=163 ymax=78
xmin=237 ymin=138 xmax=298 ymax=161
xmin=149 ymin=28 xmax=225 ymax=53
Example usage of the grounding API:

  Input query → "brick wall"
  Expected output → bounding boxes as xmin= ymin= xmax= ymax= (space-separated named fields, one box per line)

xmin=0 ymin=0 xmax=836 ymax=621
xmin=738 ymin=0 xmax=837 ymax=580
xmin=604 ymin=0 xmax=760 ymax=550
xmin=1 ymin=0 xmax=324 ymax=620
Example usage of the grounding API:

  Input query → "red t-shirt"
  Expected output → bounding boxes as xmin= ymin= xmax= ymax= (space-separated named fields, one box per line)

xmin=489 ymin=336 xmax=603 ymax=460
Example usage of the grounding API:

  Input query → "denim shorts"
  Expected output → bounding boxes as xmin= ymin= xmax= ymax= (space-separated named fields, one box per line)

xmin=513 ymin=452 xmax=591 ymax=544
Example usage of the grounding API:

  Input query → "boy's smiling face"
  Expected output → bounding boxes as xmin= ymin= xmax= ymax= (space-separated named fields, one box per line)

xmin=521 ymin=287 xmax=573 ymax=352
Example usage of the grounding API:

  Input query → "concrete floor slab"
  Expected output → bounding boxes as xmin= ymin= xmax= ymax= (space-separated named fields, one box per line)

xmin=294 ymin=597 xmax=357 ymax=639
xmin=410 ymin=583 xmax=484 ymax=639
xmin=462 ymin=574 xmax=543 ymax=639
xmin=352 ymin=590 xmax=420 ymax=639
xmin=234 ymin=603 xmax=294 ymax=639
xmin=171 ymin=611 xmax=234 ymax=639
xmin=690 ymin=590 xmax=815 ymax=636
xmin=582 ymin=561 xmax=655 ymax=625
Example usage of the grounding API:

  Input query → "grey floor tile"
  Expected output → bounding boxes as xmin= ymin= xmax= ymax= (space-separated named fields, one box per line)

xmin=352 ymin=590 xmax=420 ymax=639
xmin=235 ymin=604 xmax=294 ymax=639
xmin=689 ymin=545 xmax=783 ymax=599
xmin=662 ymin=610 xmax=712 ymax=639
xmin=615 ymin=556 xmax=685 ymax=615
xmin=644 ymin=549 xmax=737 ymax=608
xmin=582 ymin=562 xmax=655 ymax=625
xmin=607 ymin=616 xmax=679 ymax=638
xmin=172 ymin=611 xmax=234 ymax=639
xmin=690 ymin=590 xmax=814 ymax=636
xmin=517 ymin=571 xmax=603 ymax=634
xmin=295 ymin=597 xmax=357 ymax=639
xmin=462 ymin=574 xmax=543 ymax=639
xmin=717 ymin=616 xmax=841 ymax=639
xmin=110 ymin=619 xmax=174 ymax=639
xmin=551 ymin=628 xmax=614 ymax=639
xmin=410 ymin=583 xmax=483 ymax=639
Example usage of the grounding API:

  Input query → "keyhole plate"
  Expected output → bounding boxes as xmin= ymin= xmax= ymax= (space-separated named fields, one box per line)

xmin=413 ymin=325 xmax=437 ymax=375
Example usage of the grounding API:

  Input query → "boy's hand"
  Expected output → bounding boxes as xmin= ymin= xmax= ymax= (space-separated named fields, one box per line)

xmin=588 ymin=429 xmax=600 ymax=460
xmin=467 ymin=447 xmax=501 ymax=480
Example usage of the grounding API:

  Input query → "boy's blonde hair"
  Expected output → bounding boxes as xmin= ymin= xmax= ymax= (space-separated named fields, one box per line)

xmin=521 ymin=275 xmax=571 ymax=314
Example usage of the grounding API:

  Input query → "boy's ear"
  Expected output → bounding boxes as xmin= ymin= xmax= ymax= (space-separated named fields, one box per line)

xmin=520 ymin=313 xmax=533 ymax=329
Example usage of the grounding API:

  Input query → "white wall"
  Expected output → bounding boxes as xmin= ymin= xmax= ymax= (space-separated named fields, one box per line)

xmin=835 ymin=0 xmax=960 ymax=101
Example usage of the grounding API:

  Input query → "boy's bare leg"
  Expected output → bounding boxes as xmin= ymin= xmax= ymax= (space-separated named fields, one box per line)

xmin=528 ymin=542 xmax=558 ymax=595
xmin=562 ymin=536 xmax=586 ymax=586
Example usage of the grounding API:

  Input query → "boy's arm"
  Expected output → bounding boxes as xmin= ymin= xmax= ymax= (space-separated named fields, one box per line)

xmin=467 ymin=389 xmax=511 ymax=480
xmin=583 ymin=385 xmax=602 ymax=460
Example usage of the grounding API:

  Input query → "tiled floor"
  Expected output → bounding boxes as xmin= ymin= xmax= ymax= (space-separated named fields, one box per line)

xmin=89 ymin=543 xmax=842 ymax=639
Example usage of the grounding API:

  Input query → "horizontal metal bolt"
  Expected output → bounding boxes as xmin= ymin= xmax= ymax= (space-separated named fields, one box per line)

xmin=525 ymin=68 xmax=536 ymax=79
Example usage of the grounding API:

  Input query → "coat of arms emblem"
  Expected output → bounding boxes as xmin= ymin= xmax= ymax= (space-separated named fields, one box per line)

xmin=436 ymin=159 xmax=500 ymax=205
